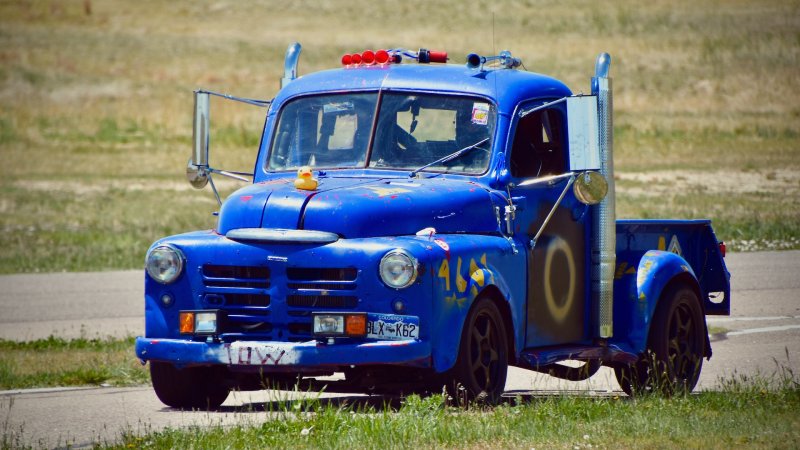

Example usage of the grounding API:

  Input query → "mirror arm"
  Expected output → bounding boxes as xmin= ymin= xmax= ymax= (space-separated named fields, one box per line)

xmin=519 ymin=97 xmax=568 ymax=118
xmin=208 ymin=174 xmax=222 ymax=207
xmin=529 ymin=173 xmax=576 ymax=249
xmin=196 ymin=89 xmax=271 ymax=108
xmin=516 ymin=172 xmax=574 ymax=188
xmin=208 ymin=167 xmax=253 ymax=183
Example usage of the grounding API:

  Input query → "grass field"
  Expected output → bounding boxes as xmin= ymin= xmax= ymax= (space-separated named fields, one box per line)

xmin=1 ymin=0 xmax=799 ymax=273
xmin=76 ymin=372 xmax=800 ymax=449
xmin=0 ymin=336 xmax=797 ymax=449
xmin=0 ymin=336 xmax=147 ymax=389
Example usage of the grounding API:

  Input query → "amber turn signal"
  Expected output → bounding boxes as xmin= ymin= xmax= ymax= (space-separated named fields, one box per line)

xmin=179 ymin=312 xmax=195 ymax=334
xmin=345 ymin=314 xmax=367 ymax=336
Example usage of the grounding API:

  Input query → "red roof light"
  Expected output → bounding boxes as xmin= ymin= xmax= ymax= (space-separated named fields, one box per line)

xmin=362 ymin=50 xmax=375 ymax=65
xmin=375 ymin=49 xmax=390 ymax=64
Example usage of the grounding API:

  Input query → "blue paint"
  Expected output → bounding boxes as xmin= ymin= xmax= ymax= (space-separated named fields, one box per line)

xmin=139 ymin=58 xmax=730 ymax=382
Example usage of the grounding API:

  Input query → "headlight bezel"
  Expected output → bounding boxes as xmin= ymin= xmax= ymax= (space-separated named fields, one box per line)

xmin=145 ymin=244 xmax=185 ymax=285
xmin=379 ymin=249 xmax=419 ymax=289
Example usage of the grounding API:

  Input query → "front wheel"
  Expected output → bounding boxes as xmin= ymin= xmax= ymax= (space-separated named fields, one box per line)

xmin=615 ymin=283 xmax=706 ymax=396
xmin=450 ymin=298 xmax=509 ymax=404
xmin=150 ymin=362 xmax=230 ymax=409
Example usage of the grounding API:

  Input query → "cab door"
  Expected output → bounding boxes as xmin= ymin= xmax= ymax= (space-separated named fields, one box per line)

xmin=507 ymin=102 xmax=592 ymax=348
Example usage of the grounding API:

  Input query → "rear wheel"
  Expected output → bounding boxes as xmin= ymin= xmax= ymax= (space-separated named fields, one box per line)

xmin=450 ymin=298 xmax=509 ymax=404
xmin=615 ymin=283 xmax=705 ymax=396
xmin=150 ymin=362 xmax=230 ymax=409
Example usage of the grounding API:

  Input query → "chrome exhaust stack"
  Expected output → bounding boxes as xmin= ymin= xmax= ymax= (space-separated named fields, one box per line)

xmin=281 ymin=42 xmax=302 ymax=88
xmin=591 ymin=53 xmax=616 ymax=339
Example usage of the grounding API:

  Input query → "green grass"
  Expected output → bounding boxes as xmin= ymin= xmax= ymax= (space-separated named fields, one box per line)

xmin=0 ymin=336 xmax=797 ymax=448
xmin=0 ymin=336 xmax=148 ymax=389
xmin=108 ymin=372 xmax=798 ymax=449
xmin=1 ymin=0 xmax=798 ymax=274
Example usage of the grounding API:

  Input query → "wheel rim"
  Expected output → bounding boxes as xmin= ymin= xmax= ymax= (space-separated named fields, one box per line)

xmin=667 ymin=301 xmax=700 ymax=384
xmin=469 ymin=310 xmax=501 ymax=392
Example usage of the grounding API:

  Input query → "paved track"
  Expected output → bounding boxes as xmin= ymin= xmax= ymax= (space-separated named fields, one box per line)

xmin=1 ymin=251 xmax=798 ymax=448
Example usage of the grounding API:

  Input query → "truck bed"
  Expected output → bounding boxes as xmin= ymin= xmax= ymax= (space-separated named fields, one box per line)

xmin=616 ymin=219 xmax=730 ymax=315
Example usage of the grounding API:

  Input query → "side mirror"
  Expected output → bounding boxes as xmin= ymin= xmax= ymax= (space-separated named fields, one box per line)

xmin=566 ymin=96 xmax=600 ymax=171
xmin=573 ymin=171 xmax=608 ymax=205
xmin=186 ymin=157 xmax=209 ymax=189
xmin=189 ymin=91 xmax=210 ymax=189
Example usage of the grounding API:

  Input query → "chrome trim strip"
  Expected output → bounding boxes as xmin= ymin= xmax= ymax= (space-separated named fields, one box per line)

xmin=226 ymin=228 xmax=339 ymax=244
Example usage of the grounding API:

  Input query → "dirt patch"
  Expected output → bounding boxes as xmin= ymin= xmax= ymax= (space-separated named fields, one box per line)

xmin=617 ymin=169 xmax=800 ymax=197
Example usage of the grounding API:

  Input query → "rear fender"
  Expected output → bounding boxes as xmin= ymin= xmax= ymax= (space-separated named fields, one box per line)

xmin=614 ymin=250 xmax=702 ymax=356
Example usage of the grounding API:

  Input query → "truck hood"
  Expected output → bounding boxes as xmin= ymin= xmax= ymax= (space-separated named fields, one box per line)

xmin=216 ymin=176 xmax=500 ymax=238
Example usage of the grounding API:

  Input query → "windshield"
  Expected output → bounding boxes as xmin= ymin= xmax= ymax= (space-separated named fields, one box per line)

xmin=266 ymin=92 xmax=496 ymax=174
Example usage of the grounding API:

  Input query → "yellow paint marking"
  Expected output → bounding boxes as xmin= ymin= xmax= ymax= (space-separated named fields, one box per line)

xmin=455 ymin=257 xmax=467 ymax=293
xmin=616 ymin=262 xmax=637 ymax=280
xmin=438 ymin=259 xmax=451 ymax=291
xmin=543 ymin=237 xmax=576 ymax=323
xmin=469 ymin=259 xmax=485 ymax=286
xmin=364 ymin=186 xmax=411 ymax=197
xmin=658 ymin=236 xmax=666 ymax=251
xmin=444 ymin=292 xmax=466 ymax=308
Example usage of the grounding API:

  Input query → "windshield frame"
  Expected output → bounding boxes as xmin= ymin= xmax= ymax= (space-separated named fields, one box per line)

xmin=264 ymin=89 xmax=497 ymax=176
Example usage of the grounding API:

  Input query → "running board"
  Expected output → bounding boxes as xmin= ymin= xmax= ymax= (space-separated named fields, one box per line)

xmin=518 ymin=344 xmax=638 ymax=369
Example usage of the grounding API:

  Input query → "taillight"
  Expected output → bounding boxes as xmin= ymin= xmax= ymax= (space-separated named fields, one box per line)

xmin=719 ymin=241 xmax=726 ymax=257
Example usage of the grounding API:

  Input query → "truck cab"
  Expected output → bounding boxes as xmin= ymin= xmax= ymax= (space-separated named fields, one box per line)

xmin=136 ymin=45 xmax=730 ymax=408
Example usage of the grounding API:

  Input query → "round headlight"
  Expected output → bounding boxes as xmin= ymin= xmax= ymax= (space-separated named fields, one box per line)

xmin=146 ymin=245 xmax=185 ymax=284
xmin=379 ymin=250 xmax=418 ymax=289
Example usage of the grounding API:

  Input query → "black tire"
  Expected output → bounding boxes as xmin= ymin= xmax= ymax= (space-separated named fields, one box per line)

xmin=150 ymin=362 xmax=230 ymax=409
xmin=615 ymin=283 xmax=705 ymax=396
xmin=450 ymin=298 xmax=509 ymax=404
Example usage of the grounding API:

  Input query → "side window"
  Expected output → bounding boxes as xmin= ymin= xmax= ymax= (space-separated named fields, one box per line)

xmin=510 ymin=108 xmax=566 ymax=178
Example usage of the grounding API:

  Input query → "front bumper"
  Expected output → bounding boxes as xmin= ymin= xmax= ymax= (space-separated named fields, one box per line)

xmin=135 ymin=337 xmax=431 ymax=370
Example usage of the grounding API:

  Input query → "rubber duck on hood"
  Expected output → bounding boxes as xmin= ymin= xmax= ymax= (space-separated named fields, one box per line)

xmin=294 ymin=166 xmax=318 ymax=191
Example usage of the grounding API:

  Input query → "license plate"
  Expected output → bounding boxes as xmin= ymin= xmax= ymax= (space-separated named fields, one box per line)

xmin=366 ymin=313 xmax=419 ymax=341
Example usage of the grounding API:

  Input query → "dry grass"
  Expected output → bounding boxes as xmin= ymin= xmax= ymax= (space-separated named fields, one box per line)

xmin=0 ymin=0 xmax=798 ymax=272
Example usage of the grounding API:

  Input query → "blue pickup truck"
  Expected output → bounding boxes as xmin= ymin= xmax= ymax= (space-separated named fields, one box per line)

xmin=136 ymin=44 xmax=730 ymax=408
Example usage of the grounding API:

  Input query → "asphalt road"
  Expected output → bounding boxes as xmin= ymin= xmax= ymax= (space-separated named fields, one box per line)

xmin=1 ymin=251 xmax=798 ymax=448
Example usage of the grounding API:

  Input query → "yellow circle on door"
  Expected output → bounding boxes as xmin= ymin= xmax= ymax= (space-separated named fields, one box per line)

xmin=543 ymin=236 xmax=576 ymax=323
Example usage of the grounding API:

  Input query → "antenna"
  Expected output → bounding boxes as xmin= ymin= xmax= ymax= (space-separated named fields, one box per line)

xmin=492 ymin=12 xmax=496 ymax=56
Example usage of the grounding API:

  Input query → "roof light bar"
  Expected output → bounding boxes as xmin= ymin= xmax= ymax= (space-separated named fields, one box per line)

xmin=340 ymin=48 xmax=447 ymax=67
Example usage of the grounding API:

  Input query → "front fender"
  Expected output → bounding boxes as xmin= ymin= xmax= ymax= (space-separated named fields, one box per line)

xmin=425 ymin=234 xmax=525 ymax=373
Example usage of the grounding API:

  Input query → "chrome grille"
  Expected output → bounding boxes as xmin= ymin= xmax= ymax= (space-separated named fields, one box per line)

xmin=287 ymin=295 xmax=358 ymax=308
xmin=201 ymin=264 xmax=271 ymax=335
xmin=285 ymin=267 xmax=360 ymax=339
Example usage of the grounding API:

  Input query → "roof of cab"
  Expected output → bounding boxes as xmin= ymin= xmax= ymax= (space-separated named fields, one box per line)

xmin=273 ymin=63 xmax=572 ymax=116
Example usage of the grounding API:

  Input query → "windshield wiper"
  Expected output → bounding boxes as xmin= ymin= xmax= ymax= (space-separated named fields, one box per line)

xmin=408 ymin=137 xmax=490 ymax=178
